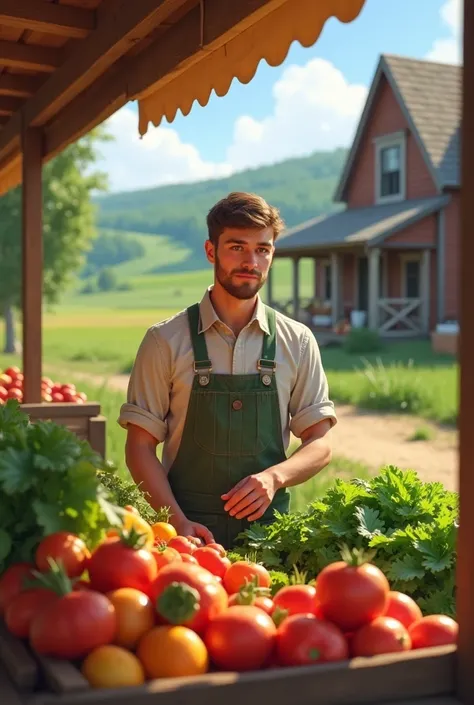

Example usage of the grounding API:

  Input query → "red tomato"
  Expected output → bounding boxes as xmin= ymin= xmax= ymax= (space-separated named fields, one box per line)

xmin=0 ymin=386 xmax=7 ymax=401
xmin=149 ymin=563 xmax=227 ymax=634
xmin=223 ymin=561 xmax=271 ymax=594
xmin=207 ymin=543 xmax=226 ymax=557
xmin=88 ymin=536 xmax=157 ymax=594
xmin=276 ymin=613 xmax=349 ymax=666
xmin=408 ymin=615 xmax=458 ymax=649
xmin=315 ymin=559 xmax=389 ymax=631
xmin=205 ymin=606 xmax=276 ymax=671
xmin=272 ymin=585 xmax=319 ymax=619
xmin=35 ymin=532 xmax=91 ymax=578
xmin=168 ymin=536 xmax=196 ymax=555
xmin=383 ymin=591 xmax=423 ymax=629
xmin=52 ymin=392 xmax=64 ymax=403
xmin=228 ymin=593 xmax=274 ymax=615
xmin=7 ymin=388 xmax=22 ymax=401
xmin=181 ymin=554 xmax=198 ymax=565
xmin=4 ymin=366 xmax=20 ymax=379
xmin=351 ymin=616 xmax=411 ymax=656
xmin=0 ymin=374 xmax=12 ymax=388
xmin=193 ymin=547 xmax=230 ymax=578
xmin=152 ymin=546 xmax=182 ymax=570
xmin=5 ymin=589 xmax=58 ymax=639
xmin=0 ymin=563 xmax=35 ymax=614
xmin=30 ymin=590 xmax=116 ymax=660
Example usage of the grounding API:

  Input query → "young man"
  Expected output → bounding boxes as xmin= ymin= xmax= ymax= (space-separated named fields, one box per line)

xmin=118 ymin=192 xmax=336 ymax=548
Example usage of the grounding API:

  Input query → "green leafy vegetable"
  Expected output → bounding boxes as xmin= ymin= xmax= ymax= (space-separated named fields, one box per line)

xmin=236 ymin=466 xmax=458 ymax=618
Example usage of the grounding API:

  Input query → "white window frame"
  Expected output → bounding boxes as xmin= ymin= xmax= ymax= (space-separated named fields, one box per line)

xmin=374 ymin=131 xmax=406 ymax=205
xmin=400 ymin=252 xmax=422 ymax=298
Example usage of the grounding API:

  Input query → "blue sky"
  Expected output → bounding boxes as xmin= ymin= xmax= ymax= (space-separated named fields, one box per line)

xmin=97 ymin=0 xmax=462 ymax=192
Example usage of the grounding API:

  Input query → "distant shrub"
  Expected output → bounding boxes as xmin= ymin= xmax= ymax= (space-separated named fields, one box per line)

xmin=357 ymin=359 xmax=427 ymax=414
xmin=343 ymin=327 xmax=383 ymax=354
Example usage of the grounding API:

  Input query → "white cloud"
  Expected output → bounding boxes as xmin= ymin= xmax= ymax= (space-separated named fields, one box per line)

xmin=425 ymin=0 xmax=462 ymax=64
xmin=97 ymin=57 xmax=367 ymax=192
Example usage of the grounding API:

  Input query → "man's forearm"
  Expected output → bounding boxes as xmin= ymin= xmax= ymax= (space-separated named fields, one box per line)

xmin=125 ymin=444 xmax=186 ymax=528
xmin=266 ymin=422 xmax=332 ymax=489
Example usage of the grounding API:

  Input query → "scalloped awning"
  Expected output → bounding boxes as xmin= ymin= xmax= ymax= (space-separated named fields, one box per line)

xmin=137 ymin=0 xmax=367 ymax=136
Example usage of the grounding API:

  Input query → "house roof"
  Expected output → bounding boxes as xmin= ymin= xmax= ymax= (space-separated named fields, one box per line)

xmin=274 ymin=195 xmax=449 ymax=255
xmin=334 ymin=55 xmax=462 ymax=201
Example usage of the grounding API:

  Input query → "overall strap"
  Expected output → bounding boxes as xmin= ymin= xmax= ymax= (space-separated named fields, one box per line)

xmin=258 ymin=305 xmax=277 ymax=386
xmin=187 ymin=304 xmax=212 ymax=386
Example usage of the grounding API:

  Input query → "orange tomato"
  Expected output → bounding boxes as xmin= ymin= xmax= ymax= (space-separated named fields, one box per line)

xmin=106 ymin=588 xmax=155 ymax=650
xmin=223 ymin=561 xmax=271 ymax=595
xmin=152 ymin=522 xmax=177 ymax=543
xmin=152 ymin=546 xmax=182 ymax=570
xmin=81 ymin=645 xmax=145 ymax=688
xmin=137 ymin=625 xmax=209 ymax=679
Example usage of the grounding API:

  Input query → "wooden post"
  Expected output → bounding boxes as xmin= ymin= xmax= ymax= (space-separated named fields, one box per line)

xmin=420 ymin=249 xmax=430 ymax=333
xmin=292 ymin=257 xmax=299 ymax=319
xmin=457 ymin=0 xmax=474 ymax=700
xmin=368 ymin=248 xmax=380 ymax=330
xmin=330 ymin=252 xmax=340 ymax=326
xmin=21 ymin=127 xmax=43 ymax=403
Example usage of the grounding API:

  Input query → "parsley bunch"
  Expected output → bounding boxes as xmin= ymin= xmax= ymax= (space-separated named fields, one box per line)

xmin=0 ymin=400 xmax=111 ymax=572
xmin=236 ymin=466 xmax=458 ymax=617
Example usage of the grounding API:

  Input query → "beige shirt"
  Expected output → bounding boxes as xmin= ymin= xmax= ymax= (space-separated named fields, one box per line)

xmin=118 ymin=288 xmax=337 ymax=471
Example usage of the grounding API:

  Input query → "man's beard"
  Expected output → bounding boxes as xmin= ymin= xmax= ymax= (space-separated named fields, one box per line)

xmin=215 ymin=257 xmax=267 ymax=300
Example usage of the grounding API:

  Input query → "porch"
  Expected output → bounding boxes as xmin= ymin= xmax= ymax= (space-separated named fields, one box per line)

xmin=268 ymin=247 xmax=434 ymax=338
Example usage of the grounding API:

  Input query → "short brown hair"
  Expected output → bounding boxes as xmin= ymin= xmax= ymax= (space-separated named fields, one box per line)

xmin=206 ymin=192 xmax=285 ymax=245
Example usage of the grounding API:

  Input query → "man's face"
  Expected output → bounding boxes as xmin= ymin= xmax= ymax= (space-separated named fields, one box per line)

xmin=205 ymin=226 xmax=275 ymax=300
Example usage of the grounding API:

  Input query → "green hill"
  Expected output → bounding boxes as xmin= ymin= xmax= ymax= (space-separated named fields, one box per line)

xmin=93 ymin=148 xmax=347 ymax=263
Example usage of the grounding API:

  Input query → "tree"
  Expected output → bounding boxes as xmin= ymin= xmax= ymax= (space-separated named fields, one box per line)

xmin=0 ymin=127 xmax=111 ymax=353
xmin=97 ymin=267 xmax=117 ymax=292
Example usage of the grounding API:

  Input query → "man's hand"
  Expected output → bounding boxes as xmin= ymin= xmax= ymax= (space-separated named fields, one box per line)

xmin=222 ymin=472 xmax=278 ymax=522
xmin=173 ymin=518 xmax=215 ymax=546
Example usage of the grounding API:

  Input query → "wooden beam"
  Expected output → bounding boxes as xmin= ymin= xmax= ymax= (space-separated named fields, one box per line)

xmin=21 ymin=127 xmax=43 ymax=404
xmin=456 ymin=1 xmax=474 ymax=701
xmin=0 ymin=74 xmax=41 ymax=98
xmin=330 ymin=252 xmax=340 ymax=326
xmin=0 ymin=0 xmax=95 ymax=39
xmin=0 ymin=96 xmax=22 ymax=116
xmin=367 ymin=248 xmax=380 ymax=329
xmin=0 ymin=40 xmax=63 ymax=72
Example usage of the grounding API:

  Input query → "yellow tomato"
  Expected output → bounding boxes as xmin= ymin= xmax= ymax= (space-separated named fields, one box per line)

xmin=81 ymin=645 xmax=145 ymax=688
xmin=107 ymin=510 xmax=154 ymax=549
xmin=106 ymin=588 xmax=155 ymax=650
xmin=137 ymin=626 xmax=209 ymax=679
xmin=151 ymin=522 xmax=177 ymax=543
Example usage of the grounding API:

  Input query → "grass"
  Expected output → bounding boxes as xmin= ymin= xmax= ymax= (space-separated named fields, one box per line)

xmin=409 ymin=426 xmax=435 ymax=442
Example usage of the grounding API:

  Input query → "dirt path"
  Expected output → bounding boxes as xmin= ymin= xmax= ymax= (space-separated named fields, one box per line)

xmin=70 ymin=370 xmax=458 ymax=491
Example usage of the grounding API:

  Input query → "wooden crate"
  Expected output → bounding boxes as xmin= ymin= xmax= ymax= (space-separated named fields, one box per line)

xmin=0 ymin=620 xmax=460 ymax=705
xmin=20 ymin=402 xmax=106 ymax=458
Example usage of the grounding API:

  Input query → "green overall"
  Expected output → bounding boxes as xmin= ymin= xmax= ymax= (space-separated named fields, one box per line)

xmin=167 ymin=303 xmax=290 ymax=549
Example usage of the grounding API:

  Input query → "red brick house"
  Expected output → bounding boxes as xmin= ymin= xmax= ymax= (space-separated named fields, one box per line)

xmin=271 ymin=54 xmax=461 ymax=339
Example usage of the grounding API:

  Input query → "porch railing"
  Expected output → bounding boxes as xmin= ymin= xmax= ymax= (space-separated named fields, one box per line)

xmin=377 ymin=297 xmax=423 ymax=335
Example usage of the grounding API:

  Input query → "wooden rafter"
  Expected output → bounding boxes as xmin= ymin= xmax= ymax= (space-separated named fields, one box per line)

xmin=0 ymin=40 xmax=63 ymax=72
xmin=0 ymin=96 xmax=22 ymax=116
xmin=0 ymin=74 xmax=41 ymax=98
xmin=0 ymin=0 xmax=96 ymax=39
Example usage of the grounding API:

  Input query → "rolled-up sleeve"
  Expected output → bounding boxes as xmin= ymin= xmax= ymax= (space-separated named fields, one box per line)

xmin=289 ymin=329 xmax=337 ymax=438
xmin=117 ymin=327 xmax=170 ymax=442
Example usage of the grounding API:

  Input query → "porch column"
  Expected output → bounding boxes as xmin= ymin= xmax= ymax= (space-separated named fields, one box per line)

xmin=22 ymin=127 xmax=43 ymax=403
xmin=292 ymin=257 xmax=300 ymax=319
xmin=368 ymin=248 xmax=380 ymax=330
xmin=330 ymin=252 xmax=340 ymax=326
xmin=420 ymin=249 xmax=431 ymax=333
xmin=313 ymin=257 xmax=319 ymax=299
xmin=266 ymin=264 xmax=273 ymax=306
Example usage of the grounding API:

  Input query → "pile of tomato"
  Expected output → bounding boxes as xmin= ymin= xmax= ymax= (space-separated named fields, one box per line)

xmin=0 ymin=366 xmax=87 ymax=404
xmin=0 ymin=507 xmax=459 ymax=690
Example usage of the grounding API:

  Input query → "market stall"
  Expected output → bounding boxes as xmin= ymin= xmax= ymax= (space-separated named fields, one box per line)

xmin=0 ymin=0 xmax=470 ymax=703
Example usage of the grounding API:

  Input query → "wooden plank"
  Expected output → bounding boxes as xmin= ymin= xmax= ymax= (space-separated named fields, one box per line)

xmin=0 ymin=0 xmax=96 ymax=39
xmin=456 ymin=0 xmax=474 ymax=701
xmin=20 ymin=402 xmax=101 ymax=419
xmin=0 ymin=621 xmax=38 ymax=691
xmin=35 ymin=656 xmax=89 ymax=695
xmin=33 ymin=646 xmax=456 ymax=705
xmin=0 ymin=41 xmax=63 ymax=72
xmin=0 ymin=75 xmax=41 ymax=98
xmin=21 ymin=127 xmax=43 ymax=404
xmin=88 ymin=415 xmax=106 ymax=458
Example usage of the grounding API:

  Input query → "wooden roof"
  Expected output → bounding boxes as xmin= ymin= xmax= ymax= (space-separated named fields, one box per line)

xmin=0 ymin=0 xmax=367 ymax=195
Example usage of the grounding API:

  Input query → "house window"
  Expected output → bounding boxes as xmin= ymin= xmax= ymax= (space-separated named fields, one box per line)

xmin=374 ymin=131 xmax=406 ymax=204
xmin=401 ymin=255 xmax=421 ymax=299
xmin=380 ymin=145 xmax=401 ymax=197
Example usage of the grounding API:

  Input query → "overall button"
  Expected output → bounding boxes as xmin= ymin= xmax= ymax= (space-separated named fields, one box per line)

xmin=232 ymin=399 xmax=243 ymax=411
